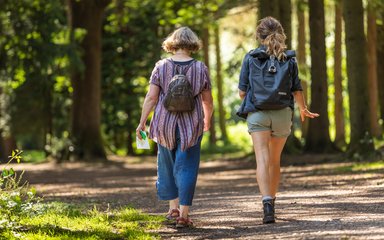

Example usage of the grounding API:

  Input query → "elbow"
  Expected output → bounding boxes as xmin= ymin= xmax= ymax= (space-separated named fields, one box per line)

xmin=146 ymin=94 xmax=159 ymax=105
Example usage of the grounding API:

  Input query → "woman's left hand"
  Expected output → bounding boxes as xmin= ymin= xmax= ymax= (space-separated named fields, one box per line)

xmin=300 ymin=108 xmax=320 ymax=122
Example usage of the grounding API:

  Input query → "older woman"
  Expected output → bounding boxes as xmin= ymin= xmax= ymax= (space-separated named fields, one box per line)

xmin=136 ymin=26 xmax=213 ymax=228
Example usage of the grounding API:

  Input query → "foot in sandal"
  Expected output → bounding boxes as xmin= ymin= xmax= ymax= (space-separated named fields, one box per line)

xmin=165 ymin=209 xmax=180 ymax=220
xmin=176 ymin=217 xmax=194 ymax=228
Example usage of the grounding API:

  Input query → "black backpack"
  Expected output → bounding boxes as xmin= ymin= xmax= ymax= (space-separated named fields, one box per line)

xmin=163 ymin=60 xmax=196 ymax=112
xmin=248 ymin=48 xmax=295 ymax=110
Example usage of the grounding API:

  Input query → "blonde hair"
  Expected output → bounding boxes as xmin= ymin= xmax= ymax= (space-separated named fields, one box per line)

xmin=162 ymin=27 xmax=201 ymax=53
xmin=256 ymin=17 xmax=287 ymax=61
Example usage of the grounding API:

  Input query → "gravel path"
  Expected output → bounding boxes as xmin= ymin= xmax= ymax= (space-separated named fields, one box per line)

xmin=15 ymin=154 xmax=384 ymax=239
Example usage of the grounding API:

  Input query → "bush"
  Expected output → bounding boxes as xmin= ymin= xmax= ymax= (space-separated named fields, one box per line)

xmin=0 ymin=150 xmax=39 ymax=232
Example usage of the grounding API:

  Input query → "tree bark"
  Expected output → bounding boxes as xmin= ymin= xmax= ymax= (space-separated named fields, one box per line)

xmin=333 ymin=0 xmax=346 ymax=146
xmin=213 ymin=25 xmax=227 ymax=141
xmin=258 ymin=0 xmax=280 ymax=20
xmin=377 ymin=15 xmax=384 ymax=131
xmin=296 ymin=0 xmax=309 ymax=139
xmin=297 ymin=0 xmax=307 ymax=68
xmin=202 ymin=27 xmax=217 ymax=144
xmin=305 ymin=0 xmax=332 ymax=152
xmin=343 ymin=0 xmax=374 ymax=154
xmin=367 ymin=4 xmax=382 ymax=137
xmin=279 ymin=0 xmax=292 ymax=49
xmin=68 ymin=0 xmax=111 ymax=161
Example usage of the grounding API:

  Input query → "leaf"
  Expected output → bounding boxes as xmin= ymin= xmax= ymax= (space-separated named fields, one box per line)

xmin=2 ymin=169 xmax=9 ymax=177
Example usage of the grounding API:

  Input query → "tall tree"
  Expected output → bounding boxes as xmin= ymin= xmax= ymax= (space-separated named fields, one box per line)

xmin=305 ymin=0 xmax=332 ymax=152
xmin=202 ymin=27 xmax=217 ymax=144
xmin=343 ymin=0 xmax=374 ymax=154
xmin=279 ymin=0 xmax=292 ymax=49
xmin=258 ymin=0 xmax=280 ymax=20
xmin=367 ymin=3 xmax=382 ymax=137
xmin=296 ymin=0 xmax=309 ymax=139
xmin=333 ymin=0 xmax=346 ymax=146
xmin=213 ymin=24 xmax=228 ymax=141
xmin=68 ymin=0 xmax=111 ymax=161
xmin=297 ymin=0 xmax=307 ymax=68
xmin=378 ymin=16 xmax=384 ymax=130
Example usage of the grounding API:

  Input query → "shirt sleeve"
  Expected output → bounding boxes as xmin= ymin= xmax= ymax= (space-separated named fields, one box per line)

xmin=238 ymin=54 xmax=250 ymax=92
xmin=202 ymin=64 xmax=212 ymax=91
xmin=290 ymin=58 xmax=303 ymax=92
xmin=149 ymin=64 xmax=160 ymax=86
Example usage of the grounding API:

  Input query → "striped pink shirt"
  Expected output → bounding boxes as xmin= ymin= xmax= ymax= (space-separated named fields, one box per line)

xmin=149 ymin=58 xmax=211 ymax=151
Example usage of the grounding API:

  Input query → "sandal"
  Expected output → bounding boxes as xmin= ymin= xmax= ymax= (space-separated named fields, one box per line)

xmin=165 ymin=209 xmax=180 ymax=220
xmin=176 ymin=217 xmax=194 ymax=228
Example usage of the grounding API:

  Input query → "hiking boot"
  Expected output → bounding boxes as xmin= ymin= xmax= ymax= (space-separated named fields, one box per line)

xmin=262 ymin=199 xmax=275 ymax=224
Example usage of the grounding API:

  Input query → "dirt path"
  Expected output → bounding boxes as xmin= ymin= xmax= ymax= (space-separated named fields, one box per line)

xmin=14 ymin=155 xmax=384 ymax=239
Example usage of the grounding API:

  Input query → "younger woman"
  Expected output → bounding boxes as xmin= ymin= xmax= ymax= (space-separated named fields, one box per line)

xmin=238 ymin=17 xmax=319 ymax=224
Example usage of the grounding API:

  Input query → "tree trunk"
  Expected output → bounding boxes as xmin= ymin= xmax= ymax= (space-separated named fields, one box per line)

xmin=333 ymin=0 xmax=346 ymax=146
xmin=377 ymin=16 xmax=384 ymax=131
xmin=202 ymin=27 xmax=217 ymax=144
xmin=258 ymin=0 xmax=280 ymax=20
xmin=0 ymin=135 xmax=18 ymax=163
xmin=213 ymin=25 xmax=227 ymax=141
xmin=297 ymin=0 xmax=309 ymax=139
xmin=297 ymin=0 xmax=306 ymax=68
xmin=279 ymin=0 xmax=292 ymax=49
xmin=305 ymin=0 xmax=332 ymax=152
xmin=343 ymin=0 xmax=374 ymax=154
xmin=68 ymin=0 xmax=111 ymax=161
xmin=367 ymin=4 xmax=382 ymax=137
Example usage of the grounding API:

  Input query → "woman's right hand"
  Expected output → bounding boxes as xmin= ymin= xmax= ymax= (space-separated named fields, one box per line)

xmin=136 ymin=123 xmax=146 ymax=140
xmin=300 ymin=108 xmax=320 ymax=122
xmin=203 ymin=120 xmax=211 ymax=132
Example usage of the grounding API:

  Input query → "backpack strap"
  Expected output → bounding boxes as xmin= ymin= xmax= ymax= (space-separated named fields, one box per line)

xmin=286 ymin=50 xmax=296 ymax=58
xmin=169 ymin=59 xmax=196 ymax=75
xmin=249 ymin=48 xmax=296 ymax=59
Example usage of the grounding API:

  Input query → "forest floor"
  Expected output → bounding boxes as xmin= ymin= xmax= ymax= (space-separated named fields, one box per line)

xmin=17 ymin=154 xmax=384 ymax=240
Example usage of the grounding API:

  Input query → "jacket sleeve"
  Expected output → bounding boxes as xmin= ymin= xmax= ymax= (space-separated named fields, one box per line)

xmin=290 ymin=58 xmax=303 ymax=92
xmin=238 ymin=54 xmax=250 ymax=92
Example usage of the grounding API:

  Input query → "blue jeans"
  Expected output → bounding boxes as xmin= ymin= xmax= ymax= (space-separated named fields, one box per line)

xmin=156 ymin=129 xmax=202 ymax=206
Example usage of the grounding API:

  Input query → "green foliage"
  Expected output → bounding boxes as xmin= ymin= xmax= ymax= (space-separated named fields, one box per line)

xmin=21 ymin=150 xmax=46 ymax=164
xmin=0 ymin=150 xmax=39 ymax=232
xmin=1 ymin=202 xmax=162 ymax=240
xmin=0 ymin=0 xmax=73 ymax=151
xmin=201 ymin=123 xmax=253 ymax=155
xmin=334 ymin=160 xmax=384 ymax=174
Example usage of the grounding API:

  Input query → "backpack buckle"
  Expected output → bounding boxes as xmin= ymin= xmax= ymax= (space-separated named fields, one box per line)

xmin=268 ymin=55 xmax=277 ymax=73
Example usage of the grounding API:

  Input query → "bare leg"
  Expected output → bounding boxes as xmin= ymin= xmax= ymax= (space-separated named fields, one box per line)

xmin=169 ymin=198 xmax=179 ymax=210
xmin=269 ymin=137 xmax=288 ymax=197
xmin=179 ymin=205 xmax=189 ymax=218
xmin=251 ymin=131 xmax=272 ymax=197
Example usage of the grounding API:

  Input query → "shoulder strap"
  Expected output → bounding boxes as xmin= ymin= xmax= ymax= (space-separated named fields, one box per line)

xmin=285 ymin=50 xmax=296 ymax=58
xmin=181 ymin=60 xmax=196 ymax=75
xmin=169 ymin=58 xmax=196 ymax=75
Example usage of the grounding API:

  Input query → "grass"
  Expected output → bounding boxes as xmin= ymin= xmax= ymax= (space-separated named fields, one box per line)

xmin=0 ymin=202 xmax=163 ymax=240
xmin=334 ymin=160 xmax=384 ymax=174
xmin=21 ymin=150 xmax=47 ymax=164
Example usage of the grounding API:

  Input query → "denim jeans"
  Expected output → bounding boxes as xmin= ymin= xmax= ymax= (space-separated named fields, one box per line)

xmin=156 ymin=128 xmax=202 ymax=206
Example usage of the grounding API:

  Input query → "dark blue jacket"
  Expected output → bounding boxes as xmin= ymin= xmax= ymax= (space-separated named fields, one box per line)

xmin=237 ymin=46 xmax=303 ymax=119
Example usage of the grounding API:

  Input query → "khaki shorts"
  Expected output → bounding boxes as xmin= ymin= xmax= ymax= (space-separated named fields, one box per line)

xmin=246 ymin=107 xmax=293 ymax=137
